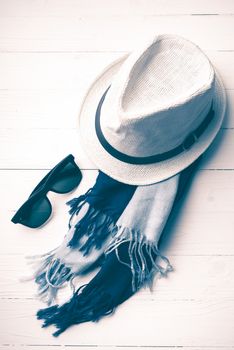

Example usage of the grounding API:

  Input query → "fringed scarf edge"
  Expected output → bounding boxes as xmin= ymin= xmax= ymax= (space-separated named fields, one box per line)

xmin=36 ymin=223 xmax=173 ymax=336
xmin=105 ymin=225 xmax=173 ymax=292
xmin=25 ymin=193 xmax=118 ymax=305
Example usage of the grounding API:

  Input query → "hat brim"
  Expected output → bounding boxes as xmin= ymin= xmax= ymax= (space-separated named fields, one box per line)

xmin=78 ymin=55 xmax=226 ymax=185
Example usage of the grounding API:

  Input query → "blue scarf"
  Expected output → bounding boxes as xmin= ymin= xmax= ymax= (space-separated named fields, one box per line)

xmin=29 ymin=172 xmax=136 ymax=304
xmin=33 ymin=157 xmax=201 ymax=336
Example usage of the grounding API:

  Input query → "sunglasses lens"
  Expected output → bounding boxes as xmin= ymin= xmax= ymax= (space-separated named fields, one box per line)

xmin=13 ymin=197 xmax=52 ymax=228
xmin=12 ymin=155 xmax=82 ymax=228
xmin=50 ymin=162 xmax=82 ymax=194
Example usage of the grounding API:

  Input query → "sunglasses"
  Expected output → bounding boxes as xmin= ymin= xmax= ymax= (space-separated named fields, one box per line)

xmin=11 ymin=154 xmax=82 ymax=228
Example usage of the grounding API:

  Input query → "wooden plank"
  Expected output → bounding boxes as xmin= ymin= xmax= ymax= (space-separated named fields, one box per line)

xmin=2 ymin=347 xmax=231 ymax=350
xmin=0 ymin=88 xmax=234 ymax=129
xmin=0 ymin=129 xmax=90 ymax=169
xmin=1 ymin=0 xmax=234 ymax=17
xmin=2 ymin=347 xmax=228 ymax=350
xmin=0 ymin=297 xmax=234 ymax=346
xmin=0 ymin=52 xmax=233 ymax=89
xmin=2 ymin=169 xmax=234 ymax=256
xmin=0 ymin=16 xmax=234 ymax=52
xmin=225 ymin=89 xmax=234 ymax=127
xmin=0 ymin=348 xmax=231 ymax=350
xmin=0 ymin=128 xmax=233 ymax=169
xmin=1 ymin=254 xmax=234 ymax=301
xmin=0 ymin=89 xmax=83 ymax=130
xmin=0 ymin=53 xmax=120 ymax=90
xmin=1 ymin=347 xmax=231 ymax=350
xmin=0 ymin=346 xmax=231 ymax=350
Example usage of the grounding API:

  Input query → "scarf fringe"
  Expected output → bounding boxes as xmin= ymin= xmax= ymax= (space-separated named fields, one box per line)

xmin=105 ymin=226 xmax=173 ymax=292
xmin=66 ymin=189 xmax=92 ymax=219
xmin=36 ymin=227 xmax=173 ymax=336
xmin=27 ymin=252 xmax=74 ymax=305
xmin=66 ymin=193 xmax=117 ymax=254
xmin=37 ymin=284 xmax=114 ymax=337
xmin=27 ymin=196 xmax=116 ymax=305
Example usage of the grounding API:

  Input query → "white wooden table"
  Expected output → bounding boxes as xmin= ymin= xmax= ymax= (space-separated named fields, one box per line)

xmin=1 ymin=1 xmax=234 ymax=349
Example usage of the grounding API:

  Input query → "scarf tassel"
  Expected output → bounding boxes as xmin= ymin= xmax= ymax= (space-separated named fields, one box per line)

xmin=66 ymin=189 xmax=92 ymax=218
xmin=27 ymin=252 xmax=74 ymax=305
xmin=37 ymin=227 xmax=172 ymax=336
xmin=105 ymin=227 xmax=173 ymax=292
xmin=28 ymin=194 xmax=117 ymax=305
xmin=67 ymin=203 xmax=116 ymax=255
xmin=37 ymin=284 xmax=115 ymax=337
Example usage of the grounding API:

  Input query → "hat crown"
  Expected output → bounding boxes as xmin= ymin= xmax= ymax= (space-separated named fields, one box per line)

xmin=99 ymin=34 xmax=215 ymax=157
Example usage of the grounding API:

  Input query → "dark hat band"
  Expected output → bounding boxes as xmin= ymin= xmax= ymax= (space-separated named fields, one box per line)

xmin=95 ymin=87 xmax=214 ymax=165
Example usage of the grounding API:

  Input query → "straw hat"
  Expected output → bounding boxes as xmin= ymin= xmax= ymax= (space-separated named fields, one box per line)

xmin=78 ymin=34 xmax=226 ymax=185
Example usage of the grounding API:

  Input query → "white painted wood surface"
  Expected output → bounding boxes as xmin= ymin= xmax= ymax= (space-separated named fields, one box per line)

xmin=0 ymin=1 xmax=234 ymax=348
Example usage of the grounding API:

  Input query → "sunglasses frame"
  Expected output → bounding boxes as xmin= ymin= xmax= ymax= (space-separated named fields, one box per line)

xmin=11 ymin=154 xmax=82 ymax=228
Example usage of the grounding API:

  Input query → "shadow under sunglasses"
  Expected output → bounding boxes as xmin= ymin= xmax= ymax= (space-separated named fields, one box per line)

xmin=11 ymin=154 xmax=82 ymax=228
